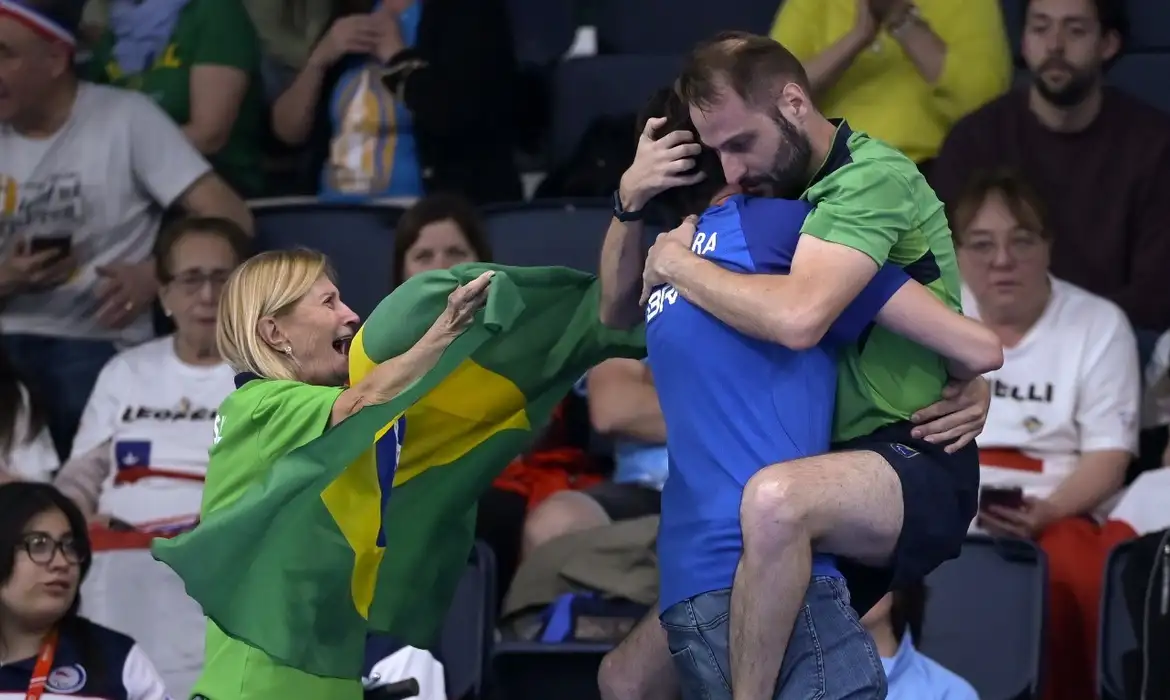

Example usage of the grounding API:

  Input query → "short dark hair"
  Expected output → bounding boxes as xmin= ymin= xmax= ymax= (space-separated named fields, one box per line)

xmin=890 ymin=580 xmax=928 ymax=643
xmin=677 ymin=31 xmax=811 ymax=111
xmin=154 ymin=216 xmax=253 ymax=283
xmin=1023 ymin=0 xmax=1128 ymax=40
xmin=949 ymin=169 xmax=1051 ymax=246
xmin=392 ymin=193 xmax=492 ymax=287
xmin=635 ymin=87 xmax=725 ymax=224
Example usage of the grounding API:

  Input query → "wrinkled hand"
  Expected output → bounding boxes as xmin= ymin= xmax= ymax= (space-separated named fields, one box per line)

xmin=0 ymin=239 xmax=76 ymax=296
xmin=639 ymin=217 xmax=696 ymax=306
xmin=309 ymin=14 xmax=382 ymax=68
xmin=95 ymin=260 xmax=158 ymax=330
xmin=978 ymin=497 xmax=1057 ymax=540
xmin=619 ymin=117 xmax=706 ymax=212
xmin=910 ymin=376 xmax=990 ymax=453
xmin=426 ymin=270 xmax=493 ymax=341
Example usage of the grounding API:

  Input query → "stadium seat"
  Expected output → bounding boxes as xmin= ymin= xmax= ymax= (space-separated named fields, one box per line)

xmin=506 ymin=0 xmax=576 ymax=65
xmin=1108 ymin=53 xmax=1170 ymax=115
xmin=249 ymin=198 xmax=405 ymax=321
xmin=491 ymin=641 xmax=612 ymax=700
xmin=482 ymin=199 xmax=666 ymax=273
xmin=550 ymin=55 xmax=684 ymax=165
xmin=920 ymin=535 xmax=1047 ymax=700
xmin=1128 ymin=0 xmax=1170 ymax=51
xmin=439 ymin=541 xmax=498 ymax=700
xmin=1098 ymin=540 xmax=1137 ymax=700
xmin=594 ymin=0 xmax=777 ymax=55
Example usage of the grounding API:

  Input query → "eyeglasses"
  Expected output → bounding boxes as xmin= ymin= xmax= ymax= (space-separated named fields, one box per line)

xmin=958 ymin=232 xmax=1047 ymax=260
xmin=20 ymin=532 xmax=86 ymax=565
xmin=165 ymin=270 xmax=233 ymax=295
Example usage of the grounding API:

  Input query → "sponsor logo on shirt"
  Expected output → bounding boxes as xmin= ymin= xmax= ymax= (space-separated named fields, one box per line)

xmin=890 ymin=443 xmax=918 ymax=459
xmin=992 ymin=379 xmax=1054 ymax=404
xmin=46 ymin=663 xmax=86 ymax=693
xmin=120 ymin=398 xmax=218 ymax=424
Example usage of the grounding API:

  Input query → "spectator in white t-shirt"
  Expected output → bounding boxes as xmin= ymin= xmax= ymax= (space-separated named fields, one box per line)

xmin=953 ymin=169 xmax=1139 ymax=700
xmin=0 ymin=0 xmax=253 ymax=460
xmin=0 ymin=351 xmax=57 ymax=483
xmin=54 ymin=217 xmax=250 ymax=531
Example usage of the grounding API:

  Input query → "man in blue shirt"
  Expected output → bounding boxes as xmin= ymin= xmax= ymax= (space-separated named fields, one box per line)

xmin=599 ymin=88 xmax=999 ymax=700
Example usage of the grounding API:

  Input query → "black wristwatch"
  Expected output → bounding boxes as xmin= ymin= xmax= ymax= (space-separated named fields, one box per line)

xmin=612 ymin=189 xmax=645 ymax=222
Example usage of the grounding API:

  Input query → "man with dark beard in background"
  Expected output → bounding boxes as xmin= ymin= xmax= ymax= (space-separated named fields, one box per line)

xmin=932 ymin=0 xmax=1170 ymax=336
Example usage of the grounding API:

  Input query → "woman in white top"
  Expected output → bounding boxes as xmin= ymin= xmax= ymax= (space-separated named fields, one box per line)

xmin=0 ymin=353 xmax=58 ymax=483
xmin=55 ymin=217 xmax=250 ymax=531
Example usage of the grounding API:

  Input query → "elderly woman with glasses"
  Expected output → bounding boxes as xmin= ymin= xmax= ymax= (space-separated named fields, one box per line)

xmin=0 ymin=481 xmax=169 ymax=699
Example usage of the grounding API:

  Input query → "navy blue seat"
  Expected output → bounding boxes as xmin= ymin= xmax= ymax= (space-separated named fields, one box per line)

xmin=1098 ymin=540 xmax=1138 ymax=700
xmin=920 ymin=535 xmax=1048 ymax=700
xmin=550 ymin=55 xmax=684 ymax=165
xmin=506 ymin=0 xmax=576 ymax=65
xmin=1128 ymin=0 xmax=1170 ymax=51
xmin=250 ymin=198 xmax=404 ymax=321
xmin=594 ymin=0 xmax=778 ymax=55
xmin=1108 ymin=53 xmax=1170 ymax=115
xmin=492 ymin=641 xmax=612 ymax=700
xmin=439 ymin=541 xmax=498 ymax=700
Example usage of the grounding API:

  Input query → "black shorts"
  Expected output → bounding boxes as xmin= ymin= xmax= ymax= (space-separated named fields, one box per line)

xmin=831 ymin=420 xmax=981 ymax=618
xmin=582 ymin=481 xmax=662 ymax=521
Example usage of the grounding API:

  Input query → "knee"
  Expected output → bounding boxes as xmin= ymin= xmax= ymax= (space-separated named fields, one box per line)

xmin=741 ymin=468 xmax=810 ymax=541
xmin=522 ymin=491 xmax=607 ymax=554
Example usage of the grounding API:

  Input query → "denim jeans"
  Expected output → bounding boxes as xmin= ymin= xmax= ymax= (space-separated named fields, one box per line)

xmin=3 ymin=334 xmax=118 ymax=459
xmin=660 ymin=577 xmax=887 ymax=700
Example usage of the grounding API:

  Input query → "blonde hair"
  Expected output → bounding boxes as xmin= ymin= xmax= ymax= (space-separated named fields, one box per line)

xmin=216 ymin=249 xmax=332 ymax=380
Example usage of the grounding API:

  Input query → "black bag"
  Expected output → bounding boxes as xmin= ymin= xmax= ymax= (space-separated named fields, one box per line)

xmin=1120 ymin=528 xmax=1170 ymax=699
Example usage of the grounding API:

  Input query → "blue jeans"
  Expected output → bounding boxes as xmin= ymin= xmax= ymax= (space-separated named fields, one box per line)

xmin=660 ymin=577 xmax=886 ymax=700
xmin=2 ymin=334 xmax=117 ymax=459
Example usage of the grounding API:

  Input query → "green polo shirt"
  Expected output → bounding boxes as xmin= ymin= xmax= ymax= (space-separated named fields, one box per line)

xmin=802 ymin=120 xmax=962 ymax=442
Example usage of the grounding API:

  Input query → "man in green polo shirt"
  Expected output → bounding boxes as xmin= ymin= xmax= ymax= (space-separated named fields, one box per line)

xmin=625 ymin=32 xmax=994 ymax=700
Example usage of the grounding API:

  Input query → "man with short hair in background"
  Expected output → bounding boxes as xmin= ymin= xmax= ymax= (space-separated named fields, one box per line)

xmin=0 ymin=0 xmax=253 ymax=457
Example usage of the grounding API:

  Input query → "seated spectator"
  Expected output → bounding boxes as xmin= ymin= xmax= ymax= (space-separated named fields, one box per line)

xmin=521 ymin=358 xmax=666 ymax=554
xmin=392 ymin=192 xmax=489 ymax=283
xmin=0 ymin=481 xmax=169 ymax=699
xmin=269 ymin=0 xmax=521 ymax=203
xmin=0 ymin=351 xmax=57 ymax=483
xmin=82 ymin=0 xmax=267 ymax=197
xmin=954 ymin=169 xmax=1139 ymax=700
xmin=770 ymin=0 xmax=1009 ymax=167
xmin=860 ymin=584 xmax=977 ymax=700
xmin=0 ymin=0 xmax=252 ymax=458
xmin=932 ymin=0 xmax=1170 ymax=334
xmin=53 ymin=217 xmax=248 ymax=530
xmin=241 ymin=0 xmax=332 ymax=97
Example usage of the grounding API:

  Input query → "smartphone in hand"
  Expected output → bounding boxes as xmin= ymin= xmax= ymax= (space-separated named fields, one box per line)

xmin=979 ymin=485 xmax=1025 ymax=511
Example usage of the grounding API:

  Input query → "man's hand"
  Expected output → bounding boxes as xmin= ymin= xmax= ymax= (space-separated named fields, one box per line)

xmin=910 ymin=376 xmax=990 ymax=452
xmin=978 ymin=496 xmax=1058 ymax=540
xmin=0 ymin=239 xmax=76 ymax=296
xmin=95 ymin=260 xmax=159 ymax=329
xmin=619 ymin=117 xmax=705 ymax=213
xmin=639 ymin=217 xmax=696 ymax=305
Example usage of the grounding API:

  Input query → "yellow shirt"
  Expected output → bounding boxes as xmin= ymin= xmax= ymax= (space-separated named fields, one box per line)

xmin=770 ymin=0 xmax=1011 ymax=162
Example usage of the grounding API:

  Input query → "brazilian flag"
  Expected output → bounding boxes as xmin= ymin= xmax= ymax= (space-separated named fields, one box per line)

xmin=151 ymin=264 xmax=644 ymax=679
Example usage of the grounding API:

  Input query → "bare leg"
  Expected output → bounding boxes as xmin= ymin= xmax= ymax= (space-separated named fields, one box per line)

xmin=599 ymin=608 xmax=679 ymax=700
xmin=730 ymin=451 xmax=904 ymax=700
xmin=522 ymin=491 xmax=611 ymax=556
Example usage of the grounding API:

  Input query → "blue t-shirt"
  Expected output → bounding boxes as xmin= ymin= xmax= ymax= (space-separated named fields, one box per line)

xmin=646 ymin=195 xmax=909 ymax=610
xmin=320 ymin=0 xmax=423 ymax=199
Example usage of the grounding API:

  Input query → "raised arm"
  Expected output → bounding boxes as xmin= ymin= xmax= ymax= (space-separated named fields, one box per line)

xmin=329 ymin=271 xmax=492 ymax=425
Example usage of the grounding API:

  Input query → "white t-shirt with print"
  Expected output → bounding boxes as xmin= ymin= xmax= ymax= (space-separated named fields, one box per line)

xmin=70 ymin=336 xmax=235 ymax=527
xmin=0 ymin=83 xmax=211 ymax=344
xmin=964 ymin=277 xmax=1140 ymax=514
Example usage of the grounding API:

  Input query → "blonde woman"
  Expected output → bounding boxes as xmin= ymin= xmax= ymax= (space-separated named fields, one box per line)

xmin=191 ymin=248 xmax=491 ymax=700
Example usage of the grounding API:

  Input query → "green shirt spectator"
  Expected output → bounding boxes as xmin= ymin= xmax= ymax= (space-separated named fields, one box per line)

xmin=86 ymin=0 xmax=266 ymax=198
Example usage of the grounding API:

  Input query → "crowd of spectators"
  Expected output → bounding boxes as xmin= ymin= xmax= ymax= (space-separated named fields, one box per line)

xmin=0 ymin=0 xmax=1167 ymax=698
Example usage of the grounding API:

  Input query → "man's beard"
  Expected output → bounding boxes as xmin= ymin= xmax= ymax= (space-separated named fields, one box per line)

xmin=1032 ymin=58 xmax=1097 ymax=108
xmin=741 ymin=111 xmax=813 ymax=199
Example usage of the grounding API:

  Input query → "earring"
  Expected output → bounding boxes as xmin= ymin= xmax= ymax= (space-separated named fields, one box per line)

xmin=163 ymin=308 xmax=173 ymax=318
xmin=283 ymin=346 xmax=293 ymax=355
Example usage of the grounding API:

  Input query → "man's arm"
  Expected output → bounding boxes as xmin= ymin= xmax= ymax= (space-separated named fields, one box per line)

xmin=586 ymin=359 xmax=667 ymax=444
xmin=1107 ymin=147 xmax=1170 ymax=329
xmin=876 ymin=282 xmax=1003 ymax=378
xmin=651 ymin=231 xmax=880 ymax=350
xmin=175 ymin=173 xmax=255 ymax=235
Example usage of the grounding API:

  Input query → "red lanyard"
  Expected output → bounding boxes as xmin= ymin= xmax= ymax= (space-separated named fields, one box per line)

xmin=25 ymin=629 xmax=59 ymax=700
